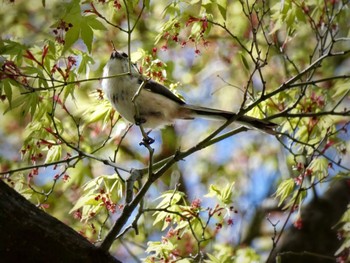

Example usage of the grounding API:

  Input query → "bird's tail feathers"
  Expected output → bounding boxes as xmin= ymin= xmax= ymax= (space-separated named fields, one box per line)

xmin=236 ymin=115 xmax=277 ymax=135
xmin=184 ymin=105 xmax=277 ymax=135
xmin=184 ymin=105 xmax=234 ymax=120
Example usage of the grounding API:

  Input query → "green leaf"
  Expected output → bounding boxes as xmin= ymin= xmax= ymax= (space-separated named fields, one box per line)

xmin=145 ymin=240 xmax=177 ymax=258
xmin=220 ymin=182 xmax=235 ymax=204
xmin=63 ymin=73 xmax=77 ymax=102
xmin=78 ymin=52 xmax=94 ymax=74
xmin=309 ymin=157 xmax=328 ymax=181
xmin=108 ymin=176 xmax=124 ymax=197
xmin=131 ymin=49 xmax=145 ymax=62
xmin=269 ymin=19 xmax=283 ymax=34
xmin=80 ymin=15 xmax=106 ymax=53
xmin=234 ymin=247 xmax=260 ymax=263
xmin=174 ymin=218 xmax=191 ymax=231
xmin=4 ymin=94 xmax=27 ymax=114
xmin=58 ymin=0 xmax=106 ymax=53
xmin=82 ymin=100 xmax=113 ymax=125
xmin=155 ymin=191 xmax=186 ymax=209
xmin=64 ymin=0 xmax=81 ymax=18
xmin=205 ymin=182 xmax=235 ymax=204
xmin=205 ymin=184 xmax=222 ymax=197
xmin=216 ymin=0 xmax=227 ymax=21
xmin=69 ymin=193 xmax=100 ymax=213
xmin=61 ymin=11 xmax=106 ymax=54
xmin=85 ymin=15 xmax=106 ymax=31
xmin=13 ymin=174 xmax=33 ymax=199
xmin=153 ymin=211 xmax=168 ymax=226
xmin=0 ymin=39 xmax=26 ymax=57
xmin=63 ymin=22 xmax=80 ymax=53
xmin=274 ymin=178 xmax=295 ymax=207
xmin=176 ymin=259 xmax=192 ymax=263
xmin=283 ymin=189 xmax=306 ymax=210
xmin=45 ymin=145 xmax=62 ymax=163
xmin=332 ymin=83 xmax=350 ymax=100
xmin=239 ymin=52 xmax=250 ymax=70
xmin=83 ymin=175 xmax=106 ymax=191
xmin=59 ymin=0 xmax=81 ymax=53
xmin=81 ymin=21 xmax=93 ymax=53
xmin=204 ymin=253 xmax=221 ymax=263
xmin=335 ymin=238 xmax=350 ymax=256
xmin=143 ymin=0 xmax=150 ymax=8
xmin=3 ymin=79 xmax=13 ymax=106
xmin=154 ymin=18 xmax=179 ymax=45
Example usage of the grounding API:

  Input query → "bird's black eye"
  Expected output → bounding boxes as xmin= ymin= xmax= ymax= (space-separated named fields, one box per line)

xmin=121 ymin=52 xmax=128 ymax=58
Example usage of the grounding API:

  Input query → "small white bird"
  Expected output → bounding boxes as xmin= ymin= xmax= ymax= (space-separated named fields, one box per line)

xmin=102 ymin=51 xmax=276 ymax=134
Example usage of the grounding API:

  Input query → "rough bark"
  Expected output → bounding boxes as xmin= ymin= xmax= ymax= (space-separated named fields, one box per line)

xmin=0 ymin=179 xmax=121 ymax=263
xmin=268 ymin=180 xmax=350 ymax=263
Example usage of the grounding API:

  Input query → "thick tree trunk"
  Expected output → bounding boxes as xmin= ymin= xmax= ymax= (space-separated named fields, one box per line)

xmin=268 ymin=180 xmax=350 ymax=263
xmin=0 ymin=179 xmax=121 ymax=263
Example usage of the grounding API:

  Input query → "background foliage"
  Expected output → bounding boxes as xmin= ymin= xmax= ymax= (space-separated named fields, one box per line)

xmin=1 ymin=0 xmax=350 ymax=262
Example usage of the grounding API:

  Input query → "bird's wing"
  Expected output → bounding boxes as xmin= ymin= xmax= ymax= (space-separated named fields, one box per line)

xmin=141 ymin=79 xmax=186 ymax=105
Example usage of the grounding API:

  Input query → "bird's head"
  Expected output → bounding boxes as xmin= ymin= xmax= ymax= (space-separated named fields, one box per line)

xmin=106 ymin=50 xmax=138 ymax=75
xmin=110 ymin=50 xmax=129 ymax=60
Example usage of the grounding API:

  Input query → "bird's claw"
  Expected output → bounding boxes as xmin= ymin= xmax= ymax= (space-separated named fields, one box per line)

xmin=140 ymin=135 xmax=155 ymax=146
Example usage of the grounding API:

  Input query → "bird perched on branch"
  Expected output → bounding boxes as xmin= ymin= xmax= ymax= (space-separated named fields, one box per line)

xmin=102 ymin=50 xmax=277 ymax=136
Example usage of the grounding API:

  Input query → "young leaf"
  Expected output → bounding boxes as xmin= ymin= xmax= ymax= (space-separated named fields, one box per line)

xmin=216 ymin=0 xmax=227 ymax=21
xmin=239 ymin=52 xmax=250 ymax=70
xmin=155 ymin=191 xmax=186 ymax=209
xmin=204 ymin=253 xmax=221 ymax=263
xmin=63 ymin=22 xmax=80 ymax=53
xmin=45 ymin=145 xmax=62 ymax=163
xmin=86 ymin=15 xmax=106 ymax=31
xmin=2 ymin=79 xmax=13 ymax=106
xmin=69 ymin=193 xmax=100 ymax=213
xmin=274 ymin=178 xmax=295 ymax=207
xmin=205 ymin=182 xmax=235 ymax=204
xmin=81 ymin=21 xmax=94 ymax=53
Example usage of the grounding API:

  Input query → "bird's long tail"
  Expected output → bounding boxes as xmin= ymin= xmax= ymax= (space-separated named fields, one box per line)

xmin=184 ymin=105 xmax=277 ymax=135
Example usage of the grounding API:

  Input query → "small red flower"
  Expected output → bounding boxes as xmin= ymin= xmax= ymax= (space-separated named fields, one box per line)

xmin=191 ymin=198 xmax=201 ymax=209
xmin=216 ymin=223 xmax=222 ymax=230
xmin=172 ymin=34 xmax=179 ymax=42
xmin=73 ymin=209 xmax=82 ymax=220
xmin=63 ymin=174 xmax=70 ymax=182
xmin=294 ymin=217 xmax=303 ymax=230
xmin=165 ymin=215 xmax=172 ymax=223
xmin=113 ymin=0 xmax=121 ymax=9
xmin=186 ymin=16 xmax=200 ymax=27
xmin=227 ymin=218 xmax=234 ymax=226
xmin=294 ymin=174 xmax=303 ymax=185
xmin=152 ymin=47 xmax=157 ymax=55
xmin=40 ymin=203 xmax=50 ymax=209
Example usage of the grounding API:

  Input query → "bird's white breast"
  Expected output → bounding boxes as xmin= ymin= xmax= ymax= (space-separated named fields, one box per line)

xmin=101 ymin=57 xmax=184 ymax=128
xmin=102 ymin=59 xmax=139 ymax=123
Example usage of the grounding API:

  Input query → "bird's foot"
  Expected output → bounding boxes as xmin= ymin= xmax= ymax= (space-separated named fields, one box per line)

xmin=140 ymin=135 xmax=155 ymax=146
xmin=138 ymin=126 xmax=154 ymax=146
